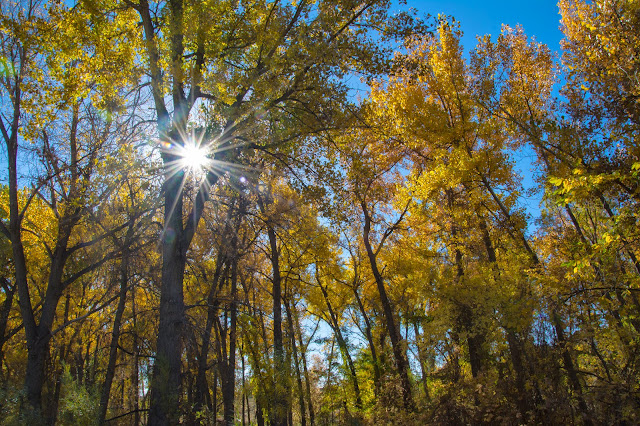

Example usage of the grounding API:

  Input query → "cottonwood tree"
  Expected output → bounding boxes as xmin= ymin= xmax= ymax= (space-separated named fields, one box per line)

xmin=120 ymin=0 xmax=420 ymax=423
xmin=332 ymin=125 xmax=414 ymax=410
xmin=0 ymin=0 xmax=141 ymax=417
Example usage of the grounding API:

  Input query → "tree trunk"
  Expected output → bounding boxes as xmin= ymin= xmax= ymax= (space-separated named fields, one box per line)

xmin=9 ymin=163 xmax=75 ymax=417
xmin=4 ymin=41 xmax=39 ymax=414
xmin=149 ymin=169 xmax=187 ymax=425
xmin=245 ymin=329 xmax=267 ymax=426
xmin=352 ymin=286 xmax=380 ymax=393
xmin=413 ymin=322 xmax=430 ymax=401
xmin=361 ymin=204 xmax=413 ymax=409
xmin=317 ymin=277 xmax=362 ymax=409
xmin=2 ymin=43 xmax=86 ymax=419
xmin=478 ymin=216 xmax=534 ymax=418
xmin=195 ymin=254 xmax=227 ymax=414
xmin=132 ymin=286 xmax=140 ymax=426
xmin=138 ymin=0 xmax=219 ymax=420
xmin=49 ymin=294 xmax=72 ymax=424
xmin=0 ymin=280 xmax=15 ymax=374
xmin=99 ymin=252 xmax=131 ymax=425
xmin=24 ymin=338 xmax=48 ymax=415
xmin=213 ymin=369 xmax=218 ymax=422
xmin=293 ymin=304 xmax=316 ymax=426
xmin=23 ymin=234 xmax=74 ymax=418
xmin=285 ymin=300 xmax=307 ymax=426
xmin=443 ymin=186 xmax=486 ymax=381
xmin=241 ymin=347 xmax=246 ymax=426
xmin=223 ymin=259 xmax=238 ymax=426
xmin=552 ymin=311 xmax=592 ymax=426
xmin=266 ymin=222 xmax=287 ymax=425
xmin=450 ymin=213 xmax=485 ymax=379
xmin=256 ymin=399 xmax=265 ymax=426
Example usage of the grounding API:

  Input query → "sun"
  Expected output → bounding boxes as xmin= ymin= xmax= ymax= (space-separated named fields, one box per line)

xmin=179 ymin=142 xmax=209 ymax=174
xmin=159 ymin=130 xmax=256 ymax=190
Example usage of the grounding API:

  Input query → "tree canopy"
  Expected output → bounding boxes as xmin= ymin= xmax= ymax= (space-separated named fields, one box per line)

xmin=1 ymin=0 xmax=639 ymax=425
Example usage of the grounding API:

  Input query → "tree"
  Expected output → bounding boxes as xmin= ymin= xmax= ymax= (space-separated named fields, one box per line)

xmin=332 ymin=124 xmax=414 ymax=410
xmin=0 ymin=1 xmax=141 ymax=417
xmin=124 ymin=0 xmax=414 ymax=423
xmin=365 ymin=20 xmax=553 ymax=421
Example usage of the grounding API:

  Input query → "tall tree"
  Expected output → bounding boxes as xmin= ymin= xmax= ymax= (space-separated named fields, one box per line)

xmin=0 ymin=1 xmax=141 ymax=416
xmin=123 ymin=0 xmax=411 ymax=422
xmin=333 ymin=127 xmax=414 ymax=409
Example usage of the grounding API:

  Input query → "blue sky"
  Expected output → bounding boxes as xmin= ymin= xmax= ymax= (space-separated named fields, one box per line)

xmin=407 ymin=0 xmax=564 ymax=53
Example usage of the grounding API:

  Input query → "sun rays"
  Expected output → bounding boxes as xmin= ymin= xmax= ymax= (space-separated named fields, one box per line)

xmin=179 ymin=142 xmax=210 ymax=174
xmin=157 ymin=127 xmax=259 ymax=232
xmin=159 ymin=126 xmax=258 ymax=186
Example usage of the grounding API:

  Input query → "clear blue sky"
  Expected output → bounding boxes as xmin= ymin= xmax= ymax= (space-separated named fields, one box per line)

xmin=406 ymin=0 xmax=564 ymax=53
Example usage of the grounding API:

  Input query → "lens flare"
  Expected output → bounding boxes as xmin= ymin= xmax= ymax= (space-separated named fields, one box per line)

xmin=180 ymin=142 xmax=209 ymax=173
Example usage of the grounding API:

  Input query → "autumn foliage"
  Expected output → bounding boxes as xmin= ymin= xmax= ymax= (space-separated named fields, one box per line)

xmin=1 ymin=0 xmax=639 ymax=425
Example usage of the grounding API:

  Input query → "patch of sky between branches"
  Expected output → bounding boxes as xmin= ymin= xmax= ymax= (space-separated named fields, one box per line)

xmin=511 ymin=143 xmax=544 ymax=236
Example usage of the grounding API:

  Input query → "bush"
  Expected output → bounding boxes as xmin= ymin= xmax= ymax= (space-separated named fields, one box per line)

xmin=57 ymin=366 xmax=100 ymax=426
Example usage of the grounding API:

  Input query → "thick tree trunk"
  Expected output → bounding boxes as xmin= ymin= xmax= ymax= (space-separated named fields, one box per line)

xmin=4 ymin=48 xmax=40 ymax=414
xmin=256 ymin=399 xmax=265 ymax=426
xmin=184 ymin=342 xmax=197 ymax=426
xmin=24 ymin=337 xmax=49 ymax=414
xmin=49 ymin=294 xmax=73 ymax=424
xmin=139 ymin=0 xmax=205 ymax=421
xmin=454 ymin=296 xmax=485 ymax=379
xmin=3 ymin=43 xmax=85 ymax=419
xmin=505 ymin=331 xmax=532 ymax=418
xmin=24 ymin=238 xmax=73 ymax=416
xmin=149 ymin=170 xmax=187 ymax=426
xmin=8 ymin=137 xmax=41 ymax=413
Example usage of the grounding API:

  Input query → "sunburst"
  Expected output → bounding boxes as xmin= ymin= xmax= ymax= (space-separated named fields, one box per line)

xmin=158 ymin=128 xmax=257 ymax=195
xmin=179 ymin=141 xmax=210 ymax=176
xmin=155 ymin=126 xmax=262 ymax=246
